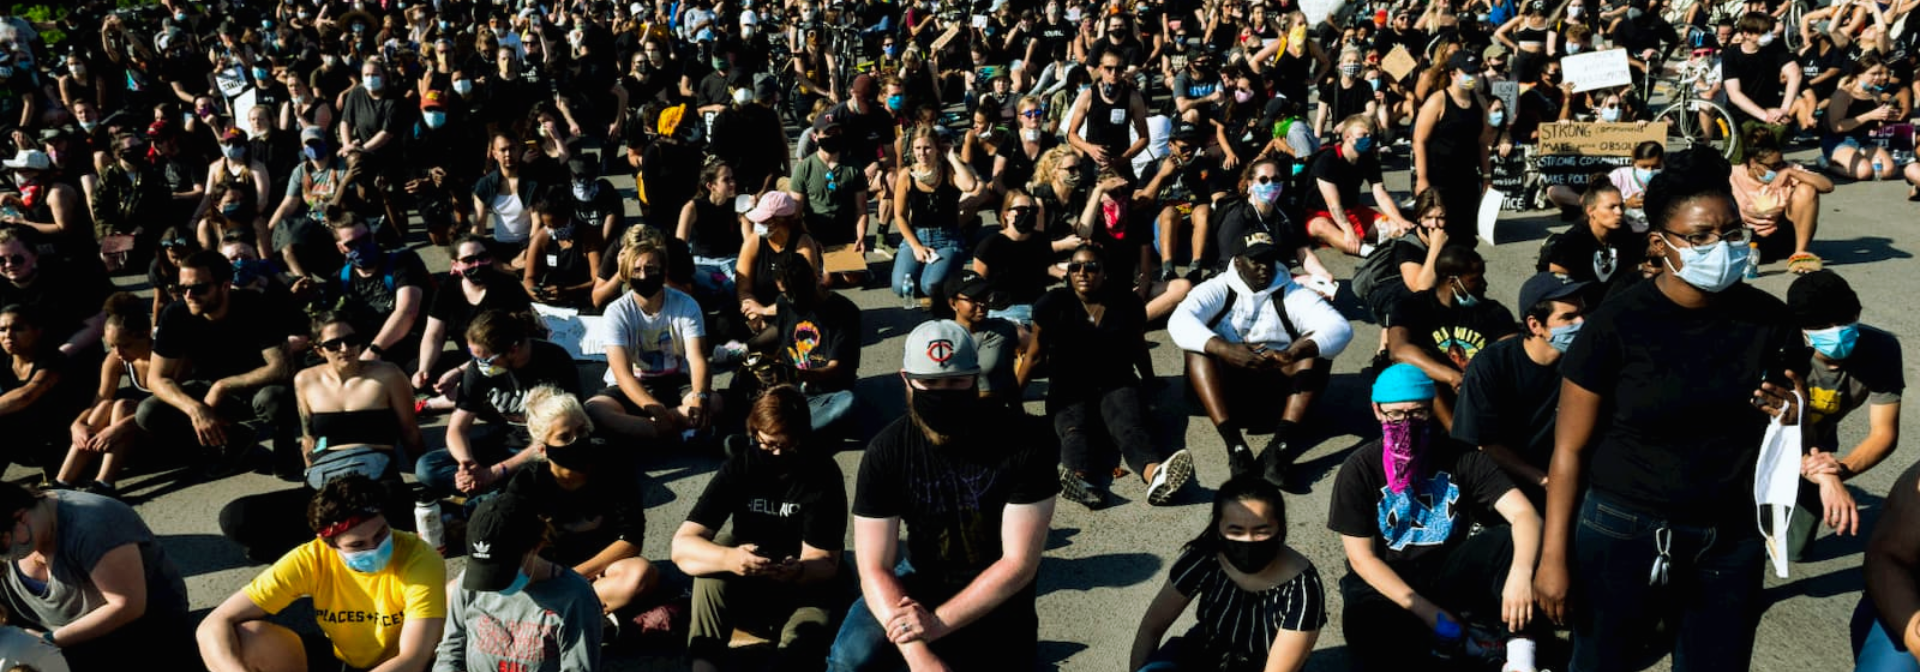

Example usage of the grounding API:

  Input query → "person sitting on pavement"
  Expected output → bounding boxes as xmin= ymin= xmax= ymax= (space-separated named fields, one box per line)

xmin=0 ymin=305 xmax=92 ymax=479
xmin=414 ymin=309 xmax=581 ymax=497
xmin=735 ymin=191 xmax=826 ymax=334
xmin=135 ymin=250 xmax=299 ymax=480
xmin=945 ymin=271 xmax=1023 ymax=410
xmin=586 ymin=237 xmax=719 ymax=444
xmin=0 ymin=150 xmax=91 ymax=262
xmin=1142 ymin=123 xmax=1229 ymax=280
xmin=1729 ymin=124 xmax=1833 ymax=274
xmin=0 ymin=229 xmax=112 ymax=359
xmin=1019 ymin=245 xmax=1192 ymax=509
xmin=321 ymin=214 xmax=431 ymax=367
xmin=1539 ymin=175 xmax=1645 ymax=297
xmin=1782 ymin=270 xmax=1900 ymax=562
xmin=826 ymin=320 xmax=1058 ymax=671
xmin=1351 ymin=189 xmax=1448 ymax=361
xmin=1302 ymin=114 xmax=1415 ymax=257
xmin=1856 ymin=460 xmax=1920 ymax=670
xmin=1386 ymin=245 xmax=1517 ymax=431
xmin=1170 ymin=232 xmax=1354 ymax=488
xmin=970 ymin=190 xmax=1070 ymax=328
xmin=436 ymin=492 xmax=603 ymax=672
xmin=0 ymin=483 xmax=194 ymax=670
xmin=1209 ymin=157 xmax=1335 ymax=284
xmin=413 ymin=235 xmax=535 ymax=414
xmin=673 ymin=385 xmax=847 ymax=672
xmin=1451 ymin=272 xmax=1588 ymax=508
xmin=743 ymin=253 xmax=860 ymax=432
xmin=522 ymin=185 xmax=605 ymax=310
xmin=266 ymin=126 xmax=350 ymax=278
xmin=196 ymin=474 xmax=446 ymax=672
xmin=218 ymin=312 xmax=422 ymax=564
xmin=57 ymin=294 xmax=152 ymax=495
xmin=1328 ymin=364 xmax=1544 ymax=672
xmin=501 ymin=387 xmax=661 ymax=623
xmin=1129 ymin=475 xmax=1326 ymax=671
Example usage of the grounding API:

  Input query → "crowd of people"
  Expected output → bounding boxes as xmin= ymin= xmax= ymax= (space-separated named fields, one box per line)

xmin=0 ymin=0 xmax=1908 ymax=669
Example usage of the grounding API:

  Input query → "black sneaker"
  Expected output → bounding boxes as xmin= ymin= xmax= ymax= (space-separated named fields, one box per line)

xmin=1057 ymin=465 xmax=1107 ymax=509
xmin=1158 ymin=264 xmax=1181 ymax=283
xmin=1147 ymin=449 xmax=1194 ymax=506
xmin=80 ymin=482 xmax=120 ymax=500
xmin=1227 ymin=445 xmax=1257 ymax=479
xmin=1260 ymin=438 xmax=1302 ymax=493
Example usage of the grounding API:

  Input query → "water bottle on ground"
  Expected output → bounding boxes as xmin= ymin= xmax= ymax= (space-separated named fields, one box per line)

xmin=414 ymin=486 xmax=446 ymax=555
xmin=902 ymin=277 xmax=918 ymax=309
xmin=1745 ymin=241 xmax=1761 ymax=279
xmin=1874 ymin=159 xmax=1886 ymax=179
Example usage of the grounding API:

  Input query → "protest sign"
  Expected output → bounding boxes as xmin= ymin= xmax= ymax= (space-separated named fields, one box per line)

xmin=1303 ymin=0 xmax=1344 ymax=26
xmin=1490 ymin=81 xmax=1519 ymax=120
xmin=1533 ymin=122 xmax=1666 ymax=188
xmin=1381 ymin=45 xmax=1417 ymax=82
xmin=533 ymin=304 xmax=610 ymax=362
xmin=1561 ymin=48 xmax=1633 ymax=92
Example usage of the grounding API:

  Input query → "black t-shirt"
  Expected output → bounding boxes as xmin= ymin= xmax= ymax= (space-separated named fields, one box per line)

xmin=1801 ymin=45 xmax=1850 ymax=98
xmin=1562 ymin=280 xmax=1795 ymax=524
xmin=1722 ymin=43 xmax=1797 ymax=113
xmin=1031 ymin=286 xmax=1149 ymax=404
xmin=972 ymin=234 xmax=1054 ymax=306
xmin=1388 ymin=290 xmax=1519 ymax=372
xmin=503 ymin=457 xmax=646 ymax=566
xmin=1544 ymin=223 xmax=1643 ymax=290
xmin=686 ymin=446 xmax=847 ymax=560
xmin=456 ymin=339 xmax=582 ymax=427
xmin=1317 ymin=80 xmax=1376 ymax=128
xmin=1450 ymin=337 xmax=1561 ymax=490
xmin=333 ymin=249 xmax=432 ymax=340
xmin=427 ymin=271 xmax=534 ymax=359
xmin=772 ymin=292 xmax=862 ymax=394
xmin=1211 ymin=199 xmax=1304 ymax=273
xmin=339 ymin=88 xmax=407 ymax=160
xmin=1304 ymin=146 xmax=1385 ymax=213
xmin=1327 ymin=437 xmax=1514 ymax=573
xmin=152 ymin=290 xmax=289 ymax=383
xmin=851 ymin=412 xmax=1059 ymax=595
xmin=0 ymin=263 xmax=115 ymax=347
xmin=825 ymin=100 xmax=898 ymax=169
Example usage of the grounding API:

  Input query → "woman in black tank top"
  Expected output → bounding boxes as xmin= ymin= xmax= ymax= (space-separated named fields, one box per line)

xmin=677 ymin=161 xmax=748 ymax=300
xmin=524 ymin=188 xmax=605 ymax=309
xmin=1413 ymin=55 xmax=1493 ymax=245
xmin=58 ymin=295 xmax=152 ymax=495
xmin=890 ymin=125 xmax=980 ymax=303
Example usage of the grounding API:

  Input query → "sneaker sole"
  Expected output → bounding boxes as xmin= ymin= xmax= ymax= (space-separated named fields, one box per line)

xmin=1148 ymin=450 xmax=1194 ymax=506
xmin=1057 ymin=465 xmax=1104 ymax=509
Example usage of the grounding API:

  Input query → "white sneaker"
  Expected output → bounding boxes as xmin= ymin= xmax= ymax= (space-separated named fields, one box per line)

xmin=1147 ymin=449 xmax=1194 ymax=506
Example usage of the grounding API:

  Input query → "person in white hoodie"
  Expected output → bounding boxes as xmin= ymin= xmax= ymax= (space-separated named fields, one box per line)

xmin=1170 ymin=232 xmax=1353 ymax=489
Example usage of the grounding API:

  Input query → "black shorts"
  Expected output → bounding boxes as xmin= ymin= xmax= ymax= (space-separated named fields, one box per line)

xmin=1754 ymin=218 xmax=1798 ymax=263
xmin=595 ymin=374 xmax=694 ymax=414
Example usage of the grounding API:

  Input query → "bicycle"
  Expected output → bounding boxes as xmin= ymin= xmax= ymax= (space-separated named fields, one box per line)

xmin=1647 ymin=56 xmax=1739 ymax=159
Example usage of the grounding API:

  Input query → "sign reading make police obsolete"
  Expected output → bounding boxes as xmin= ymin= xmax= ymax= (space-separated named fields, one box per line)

xmin=1534 ymin=122 xmax=1667 ymax=187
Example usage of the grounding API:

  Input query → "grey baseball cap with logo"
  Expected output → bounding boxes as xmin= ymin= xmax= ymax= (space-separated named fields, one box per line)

xmin=901 ymin=320 xmax=980 ymax=380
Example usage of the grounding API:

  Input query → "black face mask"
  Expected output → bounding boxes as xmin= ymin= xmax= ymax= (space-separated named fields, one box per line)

xmin=1010 ymin=209 xmax=1038 ymax=233
xmin=460 ymin=264 xmax=489 ymax=282
xmin=817 ymin=135 xmax=844 ymax=154
xmin=911 ymin=387 xmax=979 ymax=440
xmin=1220 ymin=535 xmax=1282 ymax=574
xmin=629 ymin=274 xmax=665 ymax=297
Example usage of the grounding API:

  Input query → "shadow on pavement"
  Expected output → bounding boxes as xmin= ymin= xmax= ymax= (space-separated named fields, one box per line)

xmin=1036 ymin=640 xmax=1090 ymax=670
xmin=1812 ymin=236 xmax=1912 ymax=267
xmin=1038 ymin=552 xmax=1164 ymax=596
xmin=162 ymin=533 xmax=252 ymax=578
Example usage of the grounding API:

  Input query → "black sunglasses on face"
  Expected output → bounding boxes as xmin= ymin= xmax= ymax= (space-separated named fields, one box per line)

xmin=0 ymin=254 xmax=24 ymax=267
xmin=457 ymin=254 xmax=489 ymax=265
xmin=1068 ymin=261 xmax=1104 ymax=275
xmin=319 ymin=333 xmax=368 ymax=352
xmin=175 ymin=282 xmax=218 ymax=297
xmin=1251 ymin=175 xmax=1278 ymax=184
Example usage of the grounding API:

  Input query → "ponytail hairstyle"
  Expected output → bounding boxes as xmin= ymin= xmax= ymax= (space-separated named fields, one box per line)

xmin=524 ymin=385 xmax=592 ymax=450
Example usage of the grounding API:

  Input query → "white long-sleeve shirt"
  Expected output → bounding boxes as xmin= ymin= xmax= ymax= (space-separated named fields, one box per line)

xmin=1169 ymin=269 xmax=1354 ymax=359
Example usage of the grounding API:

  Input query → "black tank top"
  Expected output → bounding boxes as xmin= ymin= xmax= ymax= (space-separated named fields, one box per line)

xmin=687 ymin=197 xmax=742 ymax=258
xmin=1085 ymin=86 xmax=1133 ymax=152
xmin=1840 ymin=93 xmax=1884 ymax=141
xmin=311 ymin=408 xmax=401 ymax=447
xmin=750 ymin=235 xmax=786 ymax=304
xmin=905 ymin=178 xmax=962 ymax=231
xmin=1427 ymin=92 xmax=1485 ymax=176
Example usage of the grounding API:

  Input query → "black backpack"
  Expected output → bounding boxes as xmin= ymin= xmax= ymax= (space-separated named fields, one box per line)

xmin=1352 ymin=233 xmax=1427 ymax=303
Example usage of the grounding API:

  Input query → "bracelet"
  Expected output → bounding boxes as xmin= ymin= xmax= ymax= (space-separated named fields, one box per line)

xmin=40 ymin=630 xmax=54 ymax=646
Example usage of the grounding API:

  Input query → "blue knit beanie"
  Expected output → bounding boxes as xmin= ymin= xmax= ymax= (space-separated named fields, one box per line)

xmin=1372 ymin=363 xmax=1437 ymax=404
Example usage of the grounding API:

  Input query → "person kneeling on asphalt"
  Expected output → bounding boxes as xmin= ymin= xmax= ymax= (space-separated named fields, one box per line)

xmin=1169 ymin=232 xmax=1353 ymax=489
xmin=197 ymin=474 xmax=446 ymax=672
xmin=413 ymin=309 xmax=582 ymax=497
xmin=500 ymin=387 xmax=663 ymax=629
xmin=826 ymin=320 xmax=1058 ymax=671
xmin=1452 ymin=272 xmax=1589 ymax=509
xmin=436 ymin=494 xmax=604 ymax=672
xmin=673 ymin=385 xmax=847 ymax=672
xmin=1327 ymin=364 xmax=1544 ymax=672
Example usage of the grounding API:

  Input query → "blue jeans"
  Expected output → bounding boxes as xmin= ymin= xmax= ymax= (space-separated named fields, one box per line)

xmin=412 ymin=428 xmax=518 ymax=498
xmin=808 ymin=390 xmax=855 ymax=432
xmin=693 ymin=255 xmax=738 ymax=300
xmin=891 ymin=227 xmax=966 ymax=298
xmin=826 ymin=559 xmax=1037 ymax=672
xmin=1856 ymin=599 xmax=1920 ymax=672
xmin=1570 ymin=490 xmax=1765 ymax=672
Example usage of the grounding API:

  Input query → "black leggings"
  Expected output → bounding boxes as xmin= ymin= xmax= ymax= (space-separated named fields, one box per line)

xmin=1052 ymin=384 xmax=1164 ymax=481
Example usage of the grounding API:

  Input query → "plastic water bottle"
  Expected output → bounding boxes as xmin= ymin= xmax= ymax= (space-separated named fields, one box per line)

xmin=901 ymin=277 xmax=918 ymax=309
xmin=414 ymin=488 xmax=445 ymax=555
xmin=1874 ymin=159 xmax=1886 ymax=179
xmin=1745 ymin=241 xmax=1761 ymax=279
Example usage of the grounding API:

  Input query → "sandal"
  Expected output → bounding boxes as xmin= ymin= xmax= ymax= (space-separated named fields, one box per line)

xmin=1787 ymin=252 xmax=1824 ymax=274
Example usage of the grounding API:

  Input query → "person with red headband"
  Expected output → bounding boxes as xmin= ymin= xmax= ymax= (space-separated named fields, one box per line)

xmin=196 ymin=474 xmax=446 ymax=672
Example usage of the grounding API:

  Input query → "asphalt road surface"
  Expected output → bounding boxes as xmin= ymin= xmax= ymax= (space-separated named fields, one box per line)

xmin=78 ymin=142 xmax=1918 ymax=671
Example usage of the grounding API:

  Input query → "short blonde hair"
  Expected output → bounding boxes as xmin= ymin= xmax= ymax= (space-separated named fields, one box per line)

xmin=524 ymin=386 xmax=591 ymax=448
xmin=1336 ymin=113 xmax=1376 ymax=138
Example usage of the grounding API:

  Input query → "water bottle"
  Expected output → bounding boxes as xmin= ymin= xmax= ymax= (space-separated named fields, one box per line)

xmin=413 ymin=487 xmax=446 ymax=555
xmin=1744 ymin=241 xmax=1761 ymax=279
xmin=902 ymin=277 xmax=919 ymax=309
xmin=1873 ymin=159 xmax=1886 ymax=179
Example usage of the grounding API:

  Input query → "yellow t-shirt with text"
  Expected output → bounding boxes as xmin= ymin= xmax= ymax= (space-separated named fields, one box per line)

xmin=244 ymin=532 xmax=447 ymax=669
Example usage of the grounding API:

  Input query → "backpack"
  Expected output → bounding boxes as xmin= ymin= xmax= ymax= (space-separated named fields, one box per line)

xmin=1352 ymin=233 xmax=1427 ymax=302
xmin=1534 ymin=232 xmax=1565 ymax=273
xmin=1203 ymin=284 xmax=1302 ymax=343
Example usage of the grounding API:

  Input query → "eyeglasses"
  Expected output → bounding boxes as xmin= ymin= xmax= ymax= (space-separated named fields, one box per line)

xmin=1067 ymin=261 xmax=1104 ymax=275
xmin=318 ymin=333 xmax=368 ymax=352
xmin=174 ymin=281 xmax=218 ymax=297
xmin=1662 ymin=227 xmax=1749 ymax=248
xmin=1381 ymin=408 xmax=1433 ymax=422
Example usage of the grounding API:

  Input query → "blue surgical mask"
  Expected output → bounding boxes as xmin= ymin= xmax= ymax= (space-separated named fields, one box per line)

xmin=223 ymin=144 xmax=246 ymax=160
xmin=1566 ymin=43 xmax=1583 ymax=54
xmin=1250 ymin=181 xmax=1282 ymax=203
xmin=1489 ymin=111 xmax=1506 ymax=126
xmin=1451 ymin=278 xmax=1481 ymax=307
xmin=1599 ymin=107 xmax=1622 ymax=122
xmin=496 ymin=567 xmax=532 ymax=596
xmin=423 ymin=110 xmax=447 ymax=128
xmin=454 ymin=79 xmax=474 ymax=95
xmin=253 ymin=67 xmax=271 ymax=81
xmin=304 ymin=144 xmax=326 ymax=162
xmin=366 ymin=75 xmax=385 ymax=92
xmin=1634 ymin=167 xmax=1659 ymax=183
xmin=1352 ymin=135 xmax=1374 ymax=153
xmin=1662 ymin=235 xmax=1749 ymax=293
xmin=1548 ymin=321 xmax=1582 ymax=352
xmin=1758 ymin=167 xmax=1779 ymax=183
xmin=339 ymin=534 xmax=395 ymax=573
xmin=887 ymin=94 xmax=903 ymax=110
xmin=1807 ymin=323 xmax=1860 ymax=360
xmin=221 ymin=202 xmax=245 ymax=217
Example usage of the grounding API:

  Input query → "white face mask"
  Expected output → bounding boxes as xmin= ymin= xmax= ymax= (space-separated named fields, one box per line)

xmin=752 ymin=222 xmax=771 ymax=237
xmin=1756 ymin=33 xmax=1776 ymax=47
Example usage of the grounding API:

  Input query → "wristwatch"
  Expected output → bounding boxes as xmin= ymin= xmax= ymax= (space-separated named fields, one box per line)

xmin=40 ymin=630 xmax=55 ymax=646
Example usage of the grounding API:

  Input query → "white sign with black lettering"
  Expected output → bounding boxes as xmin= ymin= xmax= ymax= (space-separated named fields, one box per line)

xmin=1562 ymin=48 xmax=1633 ymax=93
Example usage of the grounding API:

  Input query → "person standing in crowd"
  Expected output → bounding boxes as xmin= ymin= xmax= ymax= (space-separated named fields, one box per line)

xmin=136 ymin=250 xmax=297 ymax=479
xmin=1452 ymin=272 xmax=1588 ymax=508
xmin=414 ymin=309 xmax=580 ymax=497
xmin=1412 ymin=50 xmax=1494 ymax=246
xmin=1535 ymin=149 xmax=1811 ymax=672
xmin=1386 ymin=245 xmax=1517 ymax=430
xmin=197 ymin=474 xmax=446 ymax=672
xmin=586 ymin=237 xmax=718 ymax=443
xmin=828 ymin=320 xmax=1057 ymax=671
xmin=1329 ymin=364 xmax=1544 ymax=672
xmin=1129 ymin=476 xmax=1325 ymax=671
xmin=675 ymin=386 xmax=847 ymax=672
xmin=1170 ymin=232 xmax=1354 ymax=489
xmin=1783 ymin=271 xmax=1901 ymax=562
xmin=437 ymin=493 xmax=603 ymax=672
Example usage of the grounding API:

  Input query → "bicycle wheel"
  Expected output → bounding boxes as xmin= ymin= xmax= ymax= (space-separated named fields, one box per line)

xmin=1655 ymin=99 xmax=1738 ymax=159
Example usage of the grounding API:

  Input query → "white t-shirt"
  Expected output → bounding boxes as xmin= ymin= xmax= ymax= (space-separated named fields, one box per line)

xmin=490 ymin=193 xmax=532 ymax=243
xmin=598 ymin=288 xmax=705 ymax=383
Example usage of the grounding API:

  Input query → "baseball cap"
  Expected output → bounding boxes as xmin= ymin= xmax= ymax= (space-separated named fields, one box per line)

xmin=811 ymin=111 xmax=843 ymax=134
xmin=901 ymin=320 xmax=980 ymax=380
xmin=461 ymin=495 xmax=543 ymax=592
xmin=1171 ymin=123 xmax=1207 ymax=146
xmin=1788 ymin=270 xmax=1862 ymax=329
xmin=745 ymin=191 xmax=798 ymax=223
xmin=1517 ymin=272 xmax=1589 ymax=314
xmin=421 ymin=90 xmax=448 ymax=110
xmin=1240 ymin=231 xmax=1283 ymax=263
xmin=300 ymin=126 xmax=327 ymax=144
xmin=567 ymin=157 xmax=599 ymax=179
xmin=944 ymin=270 xmax=992 ymax=301
xmin=1484 ymin=43 xmax=1510 ymax=60
xmin=146 ymin=120 xmax=177 ymax=139
xmin=1 ymin=150 xmax=49 ymax=172
xmin=220 ymin=127 xmax=247 ymax=143
xmin=1372 ymin=363 xmax=1436 ymax=404
xmin=1448 ymin=50 xmax=1484 ymax=73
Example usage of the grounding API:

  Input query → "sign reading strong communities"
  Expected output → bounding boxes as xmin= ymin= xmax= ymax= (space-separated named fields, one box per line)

xmin=1534 ymin=122 xmax=1667 ymax=188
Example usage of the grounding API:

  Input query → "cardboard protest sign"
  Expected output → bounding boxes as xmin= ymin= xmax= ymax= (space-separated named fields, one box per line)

xmin=1561 ymin=48 xmax=1633 ymax=92
xmin=1381 ymin=45 xmax=1417 ymax=82
xmin=1533 ymin=122 xmax=1666 ymax=188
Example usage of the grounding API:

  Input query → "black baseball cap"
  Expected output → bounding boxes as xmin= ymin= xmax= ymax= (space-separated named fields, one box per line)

xmin=462 ymin=495 xmax=543 ymax=592
xmin=1241 ymin=231 xmax=1283 ymax=262
xmin=567 ymin=157 xmax=599 ymax=179
xmin=1448 ymin=50 xmax=1484 ymax=73
xmin=1517 ymin=272 xmax=1589 ymax=314
xmin=944 ymin=269 xmax=992 ymax=300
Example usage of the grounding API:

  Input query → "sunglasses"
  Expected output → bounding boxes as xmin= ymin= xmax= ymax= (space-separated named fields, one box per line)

xmin=457 ymin=254 xmax=489 ymax=265
xmin=319 ymin=333 xmax=368 ymax=352
xmin=1251 ymin=175 xmax=1278 ymax=184
xmin=0 ymin=254 xmax=24 ymax=267
xmin=174 ymin=282 xmax=218 ymax=297
xmin=1067 ymin=261 xmax=1104 ymax=275
xmin=1020 ymin=110 xmax=1044 ymax=118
